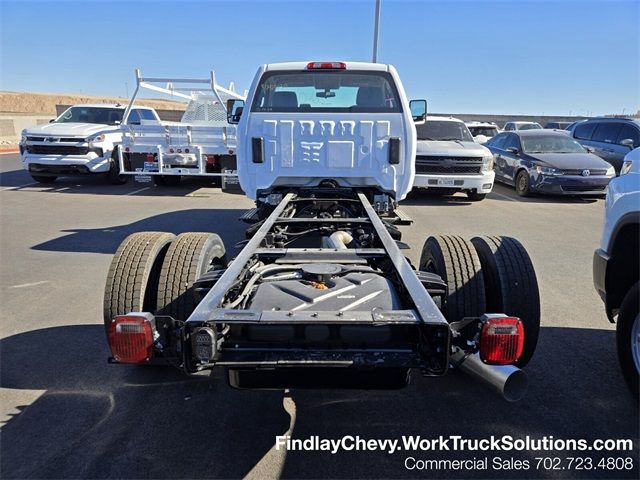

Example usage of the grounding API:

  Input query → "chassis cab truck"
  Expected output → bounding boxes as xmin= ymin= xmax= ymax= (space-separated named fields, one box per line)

xmin=103 ymin=61 xmax=540 ymax=400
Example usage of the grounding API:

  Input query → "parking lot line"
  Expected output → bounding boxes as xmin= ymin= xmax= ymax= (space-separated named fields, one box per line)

xmin=125 ymin=187 xmax=151 ymax=196
xmin=10 ymin=280 xmax=50 ymax=289
xmin=0 ymin=182 xmax=38 ymax=191
xmin=490 ymin=190 xmax=520 ymax=202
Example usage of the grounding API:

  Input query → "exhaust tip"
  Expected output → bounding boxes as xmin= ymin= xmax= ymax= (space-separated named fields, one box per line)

xmin=502 ymin=368 xmax=528 ymax=402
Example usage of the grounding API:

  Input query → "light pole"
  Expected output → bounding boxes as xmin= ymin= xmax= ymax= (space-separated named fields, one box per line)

xmin=372 ymin=0 xmax=381 ymax=62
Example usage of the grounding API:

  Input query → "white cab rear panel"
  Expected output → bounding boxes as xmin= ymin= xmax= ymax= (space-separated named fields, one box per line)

xmin=236 ymin=63 xmax=416 ymax=200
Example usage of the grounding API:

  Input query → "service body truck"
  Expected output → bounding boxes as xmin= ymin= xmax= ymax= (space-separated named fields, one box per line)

xmin=20 ymin=104 xmax=160 ymax=184
xmin=117 ymin=70 xmax=246 ymax=188
xmin=414 ymin=116 xmax=495 ymax=201
xmin=103 ymin=62 xmax=540 ymax=399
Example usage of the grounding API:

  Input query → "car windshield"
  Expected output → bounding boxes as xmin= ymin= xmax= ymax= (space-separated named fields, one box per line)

xmin=56 ymin=107 xmax=124 ymax=125
xmin=518 ymin=123 xmax=542 ymax=130
xmin=521 ymin=135 xmax=586 ymax=154
xmin=416 ymin=121 xmax=474 ymax=142
xmin=468 ymin=127 xmax=497 ymax=137
xmin=251 ymin=70 xmax=401 ymax=113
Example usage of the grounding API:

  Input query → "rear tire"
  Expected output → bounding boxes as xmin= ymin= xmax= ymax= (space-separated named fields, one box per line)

xmin=419 ymin=235 xmax=486 ymax=322
xmin=470 ymin=236 xmax=540 ymax=367
xmin=103 ymin=232 xmax=175 ymax=330
xmin=30 ymin=174 xmax=57 ymax=183
xmin=616 ymin=282 xmax=639 ymax=399
xmin=156 ymin=232 xmax=227 ymax=320
xmin=153 ymin=175 xmax=181 ymax=187
xmin=106 ymin=148 xmax=128 ymax=185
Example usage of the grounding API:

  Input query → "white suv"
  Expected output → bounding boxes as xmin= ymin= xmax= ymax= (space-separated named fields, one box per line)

xmin=413 ymin=116 xmax=495 ymax=201
xmin=593 ymin=147 xmax=640 ymax=397
xmin=20 ymin=104 xmax=159 ymax=184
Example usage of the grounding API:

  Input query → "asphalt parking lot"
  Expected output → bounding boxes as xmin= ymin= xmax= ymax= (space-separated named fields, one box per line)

xmin=1 ymin=152 xmax=638 ymax=479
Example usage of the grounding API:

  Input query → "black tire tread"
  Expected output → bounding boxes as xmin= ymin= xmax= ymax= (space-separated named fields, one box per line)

xmin=471 ymin=235 xmax=540 ymax=367
xmin=420 ymin=235 xmax=486 ymax=322
xmin=616 ymin=282 xmax=639 ymax=398
xmin=103 ymin=232 xmax=175 ymax=327
xmin=156 ymin=232 xmax=226 ymax=320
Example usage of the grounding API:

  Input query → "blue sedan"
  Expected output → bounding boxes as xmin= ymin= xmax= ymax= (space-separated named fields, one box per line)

xmin=485 ymin=130 xmax=615 ymax=196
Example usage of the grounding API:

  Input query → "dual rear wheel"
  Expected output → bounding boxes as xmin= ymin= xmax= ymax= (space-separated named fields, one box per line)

xmin=103 ymin=232 xmax=226 ymax=329
xmin=419 ymin=235 xmax=540 ymax=367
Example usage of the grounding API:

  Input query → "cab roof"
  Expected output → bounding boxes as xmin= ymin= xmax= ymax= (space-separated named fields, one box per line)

xmin=264 ymin=61 xmax=390 ymax=72
xmin=68 ymin=103 xmax=154 ymax=110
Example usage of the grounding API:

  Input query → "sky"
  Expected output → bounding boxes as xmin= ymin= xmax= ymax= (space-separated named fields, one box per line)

xmin=0 ymin=0 xmax=638 ymax=116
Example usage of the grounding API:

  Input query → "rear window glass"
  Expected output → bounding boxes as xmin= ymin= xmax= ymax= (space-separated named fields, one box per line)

xmin=251 ymin=70 xmax=402 ymax=113
xmin=592 ymin=123 xmax=622 ymax=143
xmin=574 ymin=122 xmax=597 ymax=140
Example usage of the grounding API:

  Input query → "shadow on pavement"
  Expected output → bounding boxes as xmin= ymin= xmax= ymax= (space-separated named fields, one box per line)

xmin=1 ymin=325 xmax=637 ymax=479
xmin=490 ymin=184 xmax=602 ymax=204
xmin=0 ymin=168 xmax=238 ymax=197
xmin=0 ymin=325 xmax=290 ymax=479
xmin=31 ymin=208 xmax=249 ymax=255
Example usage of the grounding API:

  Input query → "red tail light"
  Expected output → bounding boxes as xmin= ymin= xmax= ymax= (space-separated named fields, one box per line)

xmin=479 ymin=316 xmax=524 ymax=365
xmin=108 ymin=314 xmax=155 ymax=364
xmin=306 ymin=61 xmax=346 ymax=70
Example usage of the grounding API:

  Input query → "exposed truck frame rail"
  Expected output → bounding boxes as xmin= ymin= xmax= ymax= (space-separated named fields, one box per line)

xmin=117 ymin=69 xmax=246 ymax=180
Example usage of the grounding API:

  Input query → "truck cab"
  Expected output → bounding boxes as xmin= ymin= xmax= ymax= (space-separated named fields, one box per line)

xmin=229 ymin=61 xmax=416 ymax=202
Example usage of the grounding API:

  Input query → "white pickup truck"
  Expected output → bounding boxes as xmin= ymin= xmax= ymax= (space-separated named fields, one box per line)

xmin=413 ymin=116 xmax=495 ymax=201
xmin=19 ymin=104 xmax=160 ymax=184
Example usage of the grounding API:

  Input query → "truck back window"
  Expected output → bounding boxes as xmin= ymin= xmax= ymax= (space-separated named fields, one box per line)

xmin=251 ymin=70 xmax=402 ymax=113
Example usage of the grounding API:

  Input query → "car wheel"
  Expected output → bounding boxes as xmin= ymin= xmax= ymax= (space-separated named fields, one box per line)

xmin=515 ymin=170 xmax=531 ymax=197
xmin=467 ymin=190 xmax=486 ymax=201
xmin=616 ymin=281 xmax=639 ymax=399
xmin=29 ymin=174 xmax=57 ymax=184
xmin=106 ymin=149 xmax=128 ymax=185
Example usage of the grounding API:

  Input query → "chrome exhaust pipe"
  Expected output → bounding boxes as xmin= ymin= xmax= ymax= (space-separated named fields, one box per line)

xmin=451 ymin=351 xmax=528 ymax=402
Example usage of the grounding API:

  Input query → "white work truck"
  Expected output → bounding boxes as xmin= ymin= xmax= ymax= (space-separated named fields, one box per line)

xmin=103 ymin=61 xmax=540 ymax=399
xmin=117 ymin=70 xmax=246 ymax=187
xmin=19 ymin=104 xmax=160 ymax=184
xmin=413 ymin=116 xmax=495 ymax=201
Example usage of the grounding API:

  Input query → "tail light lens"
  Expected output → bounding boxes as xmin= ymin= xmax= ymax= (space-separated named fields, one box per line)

xmin=108 ymin=314 xmax=155 ymax=364
xmin=479 ymin=316 xmax=524 ymax=365
xmin=306 ymin=61 xmax=346 ymax=70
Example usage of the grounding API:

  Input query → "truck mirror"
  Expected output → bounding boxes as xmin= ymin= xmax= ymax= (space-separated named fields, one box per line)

xmin=410 ymin=99 xmax=427 ymax=124
xmin=227 ymin=99 xmax=245 ymax=124
xmin=49 ymin=119 xmax=55 ymax=123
